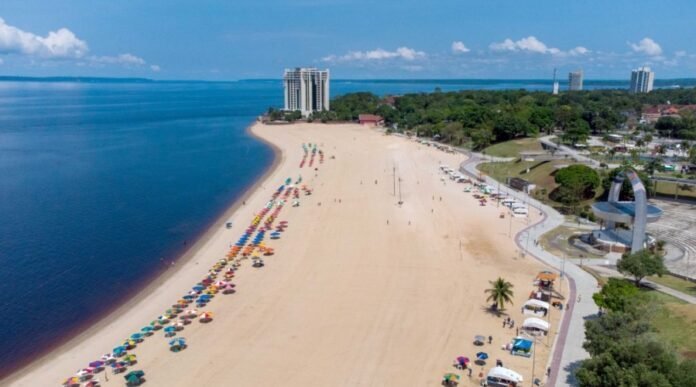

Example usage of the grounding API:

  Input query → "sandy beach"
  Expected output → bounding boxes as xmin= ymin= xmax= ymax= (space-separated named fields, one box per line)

xmin=6 ymin=122 xmax=563 ymax=387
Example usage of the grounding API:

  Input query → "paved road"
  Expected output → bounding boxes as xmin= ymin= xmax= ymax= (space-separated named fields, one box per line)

xmin=460 ymin=153 xmax=598 ymax=387
xmin=539 ymin=135 xmax=600 ymax=168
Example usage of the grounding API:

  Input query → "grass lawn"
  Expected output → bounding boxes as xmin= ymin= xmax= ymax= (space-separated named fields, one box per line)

xmin=648 ymin=274 xmax=696 ymax=297
xmin=479 ymin=159 xmax=572 ymax=202
xmin=483 ymin=137 xmax=543 ymax=158
xmin=654 ymin=180 xmax=696 ymax=199
xmin=642 ymin=288 xmax=696 ymax=358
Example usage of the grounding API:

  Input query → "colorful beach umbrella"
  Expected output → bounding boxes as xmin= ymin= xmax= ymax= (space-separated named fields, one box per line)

xmin=112 ymin=346 xmax=127 ymax=356
xmin=123 ymin=354 xmax=137 ymax=364
xmin=62 ymin=376 xmax=80 ymax=386
xmin=88 ymin=360 xmax=104 ymax=368
xmin=130 ymin=333 xmax=143 ymax=341
xmin=169 ymin=337 xmax=186 ymax=347
xmin=124 ymin=370 xmax=145 ymax=385
xmin=476 ymin=352 xmax=489 ymax=360
xmin=443 ymin=373 xmax=460 ymax=382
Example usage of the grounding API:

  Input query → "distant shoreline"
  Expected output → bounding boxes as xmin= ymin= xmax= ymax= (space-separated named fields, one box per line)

xmin=1 ymin=75 xmax=695 ymax=87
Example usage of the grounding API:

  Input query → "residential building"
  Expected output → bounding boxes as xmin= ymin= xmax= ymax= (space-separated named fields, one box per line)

xmin=630 ymin=66 xmax=655 ymax=93
xmin=358 ymin=114 xmax=384 ymax=126
xmin=641 ymin=104 xmax=696 ymax=123
xmin=568 ymin=70 xmax=583 ymax=91
xmin=283 ymin=68 xmax=330 ymax=117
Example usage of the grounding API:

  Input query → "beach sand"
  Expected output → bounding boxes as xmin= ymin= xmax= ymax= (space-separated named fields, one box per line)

xmin=6 ymin=123 xmax=563 ymax=386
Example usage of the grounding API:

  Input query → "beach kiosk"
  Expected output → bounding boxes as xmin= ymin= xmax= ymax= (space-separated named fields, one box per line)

xmin=510 ymin=336 xmax=534 ymax=357
xmin=486 ymin=366 xmax=523 ymax=387
xmin=534 ymin=271 xmax=558 ymax=290
xmin=521 ymin=317 xmax=550 ymax=336
xmin=522 ymin=299 xmax=550 ymax=317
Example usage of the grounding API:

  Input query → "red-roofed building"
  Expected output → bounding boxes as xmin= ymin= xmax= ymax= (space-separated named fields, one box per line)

xmin=641 ymin=104 xmax=696 ymax=123
xmin=358 ymin=114 xmax=384 ymax=126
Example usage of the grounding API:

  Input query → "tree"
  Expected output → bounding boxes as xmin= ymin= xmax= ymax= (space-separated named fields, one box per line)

xmin=553 ymin=164 xmax=601 ymax=206
xmin=592 ymin=278 xmax=641 ymax=312
xmin=562 ymin=119 xmax=591 ymax=144
xmin=484 ymin=277 xmax=514 ymax=310
xmin=617 ymin=249 xmax=667 ymax=286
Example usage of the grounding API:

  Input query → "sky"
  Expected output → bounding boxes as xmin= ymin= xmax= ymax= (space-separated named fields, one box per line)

xmin=0 ymin=0 xmax=694 ymax=80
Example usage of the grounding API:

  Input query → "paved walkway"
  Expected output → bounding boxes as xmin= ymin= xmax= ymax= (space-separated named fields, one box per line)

xmin=460 ymin=153 xmax=598 ymax=387
xmin=539 ymin=135 xmax=600 ymax=168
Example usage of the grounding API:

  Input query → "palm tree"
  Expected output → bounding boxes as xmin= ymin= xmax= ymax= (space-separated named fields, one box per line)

xmin=485 ymin=278 xmax=514 ymax=311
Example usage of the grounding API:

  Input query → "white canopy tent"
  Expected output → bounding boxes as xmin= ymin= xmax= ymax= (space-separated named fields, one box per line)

xmin=487 ymin=366 xmax=524 ymax=385
xmin=523 ymin=299 xmax=550 ymax=316
xmin=522 ymin=317 xmax=550 ymax=332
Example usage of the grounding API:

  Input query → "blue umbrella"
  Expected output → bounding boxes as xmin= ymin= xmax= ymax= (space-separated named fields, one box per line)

xmin=163 ymin=326 xmax=176 ymax=333
xmin=476 ymin=352 xmax=489 ymax=360
xmin=130 ymin=333 xmax=143 ymax=341
xmin=112 ymin=346 xmax=127 ymax=356
xmin=141 ymin=326 xmax=154 ymax=334
xmin=169 ymin=337 xmax=186 ymax=346
xmin=192 ymin=285 xmax=204 ymax=291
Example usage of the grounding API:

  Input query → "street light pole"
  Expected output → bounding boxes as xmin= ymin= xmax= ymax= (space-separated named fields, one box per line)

xmin=531 ymin=335 xmax=538 ymax=387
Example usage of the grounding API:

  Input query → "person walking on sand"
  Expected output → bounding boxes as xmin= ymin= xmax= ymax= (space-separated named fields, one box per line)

xmin=488 ymin=335 xmax=492 ymax=344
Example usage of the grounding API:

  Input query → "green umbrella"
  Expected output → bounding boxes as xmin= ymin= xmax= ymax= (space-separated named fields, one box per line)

xmin=124 ymin=370 xmax=145 ymax=384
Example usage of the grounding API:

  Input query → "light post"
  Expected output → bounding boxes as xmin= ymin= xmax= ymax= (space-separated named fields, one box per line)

xmin=531 ymin=335 xmax=539 ymax=387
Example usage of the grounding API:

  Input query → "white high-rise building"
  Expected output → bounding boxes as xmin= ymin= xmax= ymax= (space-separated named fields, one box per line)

xmin=630 ymin=66 xmax=655 ymax=93
xmin=568 ymin=70 xmax=583 ymax=91
xmin=283 ymin=68 xmax=330 ymax=117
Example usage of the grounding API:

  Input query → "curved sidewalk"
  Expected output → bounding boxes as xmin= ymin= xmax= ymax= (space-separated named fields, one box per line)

xmin=460 ymin=154 xmax=598 ymax=386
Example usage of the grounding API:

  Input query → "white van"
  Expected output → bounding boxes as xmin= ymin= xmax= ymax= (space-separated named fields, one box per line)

xmin=501 ymin=198 xmax=516 ymax=206
xmin=513 ymin=207 xmax=528 ymax=216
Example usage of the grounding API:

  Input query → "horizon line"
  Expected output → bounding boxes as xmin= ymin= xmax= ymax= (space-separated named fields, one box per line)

xmin=1 ymin=75 xmax=695 ymax=84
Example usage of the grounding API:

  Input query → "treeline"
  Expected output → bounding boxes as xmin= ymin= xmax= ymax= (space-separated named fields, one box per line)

xmin=577 ymin=271 xmax=696 ymax=385
xmin=314 ymin=88 xmax=696 ymax=149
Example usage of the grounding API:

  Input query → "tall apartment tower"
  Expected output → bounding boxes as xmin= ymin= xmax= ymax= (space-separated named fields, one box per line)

xmin=283 ymin=68 xmax=330 ymax=117
xmin=630 ymin=66 xmax=655 ymax=93
xmin=568 ymin=70 xmax=583 ymax=91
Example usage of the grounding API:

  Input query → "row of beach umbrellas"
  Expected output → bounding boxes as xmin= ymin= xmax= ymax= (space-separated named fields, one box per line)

xmin=63 ymin=178 xmax=304 ymax=385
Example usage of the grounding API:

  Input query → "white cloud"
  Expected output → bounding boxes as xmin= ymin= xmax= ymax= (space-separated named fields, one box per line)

xmin=150 ymin=64 xmax=161 ymax=72
xmin=568 ymin=46 xmax=590 ymax=56
xmin=490 ymin=38 xmax=517 ymax=52
xmin=629 ymin=37 xmax=662 ymax=56
xmin=0 ymin=18 xmax=155 ymax=71
xmin=0 ymin=57 xmax=3 ymax=65
xmin=0 ymin=17 xmax=87 ymax=58
xmin=490 ymin=36 xmax=553 ymax=54
xmin=91 ymin=53 xmax=145 ymax=65
xmin=322 ymin=46 xmax=426 ymax=62
xmin=489 ymin=36 xmax=589 ymax=57
xmin=451 ymin=41 xmax=470 ymax=54
xmin=675 ymin=50 xmax=686 ymax=57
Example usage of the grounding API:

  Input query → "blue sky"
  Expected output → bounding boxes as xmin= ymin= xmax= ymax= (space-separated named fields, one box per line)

xmin=0 ymin=0 xmax=694 ymax=80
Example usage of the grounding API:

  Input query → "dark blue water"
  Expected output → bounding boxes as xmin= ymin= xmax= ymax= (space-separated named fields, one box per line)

xmin=0 ymin=77 xmax=692 ymax=377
